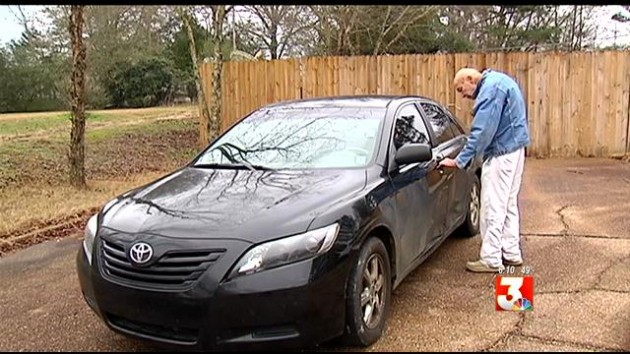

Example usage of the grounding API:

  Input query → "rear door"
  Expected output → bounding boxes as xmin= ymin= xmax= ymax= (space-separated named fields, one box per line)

xmin=418 ymin=100 xmax=468 ymax=236
xmin=441 ymin=105 xmax=476 ymax=231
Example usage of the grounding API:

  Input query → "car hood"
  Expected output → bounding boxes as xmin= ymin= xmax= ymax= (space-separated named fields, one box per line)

xmin=100 ymin=167 xmax=367 ymax=244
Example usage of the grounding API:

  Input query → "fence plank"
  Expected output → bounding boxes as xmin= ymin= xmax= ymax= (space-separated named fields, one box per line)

xmin=624 ymin=53 xmax=630 ymax=154
xmin=613 ymin=52 xmax=628 ymax=155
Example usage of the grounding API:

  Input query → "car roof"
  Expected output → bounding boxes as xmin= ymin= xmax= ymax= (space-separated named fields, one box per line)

xmin=263 ymin=95 xmax=437 ymax=109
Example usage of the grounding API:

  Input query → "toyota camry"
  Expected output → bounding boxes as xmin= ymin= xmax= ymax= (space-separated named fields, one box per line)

xmin=77 ymin=95 xmax=482 ymax=351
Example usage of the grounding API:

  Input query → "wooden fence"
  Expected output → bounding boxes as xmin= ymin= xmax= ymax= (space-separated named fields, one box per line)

xmin=200 ymin=51 xmax=630 ymax=158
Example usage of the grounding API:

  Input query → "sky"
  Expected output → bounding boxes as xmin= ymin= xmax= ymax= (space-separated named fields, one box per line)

xmin=590 ymin=5 xmax=630 ymax=47
xmin=0 ymin=5 xmax=34 ymax=44
xmin=0 ymin=5 xmax=629 ymax=48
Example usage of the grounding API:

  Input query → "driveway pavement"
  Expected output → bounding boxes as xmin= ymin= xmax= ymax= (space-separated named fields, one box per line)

xmin=0 ymin=158 xmax=628 ymax=352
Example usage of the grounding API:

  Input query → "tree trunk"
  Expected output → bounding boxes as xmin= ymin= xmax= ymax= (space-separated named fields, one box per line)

xmin=577 ymin=6 xmax=584 ymax=50
xmin=180 ymin=7 xmax=211 ymax=149
xmin=68 ymin=5 xmax=87 ymax=188
xmin=569 ymin=6 xmax=577 ymax=51
xmin=209 ymin=5 xmax=226 ymax=143
xmin=270 ymin=23 xmax=279 ymax=60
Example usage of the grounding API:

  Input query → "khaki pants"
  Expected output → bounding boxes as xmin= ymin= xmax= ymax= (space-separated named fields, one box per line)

xmin=479 ymin=148 xmax=526 ymax=267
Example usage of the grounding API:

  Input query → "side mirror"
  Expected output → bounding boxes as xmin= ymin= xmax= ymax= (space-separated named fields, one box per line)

xmin=394 ymin=143 xmax=433 ymax=165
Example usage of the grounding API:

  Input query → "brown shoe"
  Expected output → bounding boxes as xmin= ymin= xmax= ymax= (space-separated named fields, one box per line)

xmin=466 ymin=260 xmax=504 ymax=273
xmin=503 ymin=258 xmax=523 ymax=266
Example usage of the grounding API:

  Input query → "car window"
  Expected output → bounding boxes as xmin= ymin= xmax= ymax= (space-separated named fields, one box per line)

xmin=419 ymin=102 xmax=456 ymax=145
xmin=442 ymin=106 xmax=467 ymax=135
xmin=447 ymin=123 xmax=461 ymax=138
xmin=392 ymin=104 xmax=430 ymax=150
xmin=442 ymin=110 xmax=464 ymax=138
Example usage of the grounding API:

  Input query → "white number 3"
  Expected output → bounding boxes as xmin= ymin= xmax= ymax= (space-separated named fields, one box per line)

xmin=497 ymin=277 xmax=523 ymax=311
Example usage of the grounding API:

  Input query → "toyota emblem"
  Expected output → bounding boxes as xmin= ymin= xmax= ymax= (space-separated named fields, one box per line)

xmin=129 ymin=242 xmax=153 ymax=264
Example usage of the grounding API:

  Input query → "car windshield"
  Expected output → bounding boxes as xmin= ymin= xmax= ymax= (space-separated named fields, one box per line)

xmin=193 ymin=106 xmax=386 ymax=170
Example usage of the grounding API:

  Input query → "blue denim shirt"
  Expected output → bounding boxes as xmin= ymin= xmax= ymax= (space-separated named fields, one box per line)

xmin=455 ymin=69 xmax=531 ymax=169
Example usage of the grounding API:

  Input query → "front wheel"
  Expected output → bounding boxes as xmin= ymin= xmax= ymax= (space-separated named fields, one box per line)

xmin=343 ymin=237 xmax=392 ymax=347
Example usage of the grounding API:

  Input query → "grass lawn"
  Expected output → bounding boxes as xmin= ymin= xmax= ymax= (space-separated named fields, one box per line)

xmin=0 ymin=105 xmax=201 ymax=237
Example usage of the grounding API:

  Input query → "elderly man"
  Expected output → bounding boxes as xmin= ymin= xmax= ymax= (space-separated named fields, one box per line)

xmin=439 ymin=68 xmax=530 ymax=273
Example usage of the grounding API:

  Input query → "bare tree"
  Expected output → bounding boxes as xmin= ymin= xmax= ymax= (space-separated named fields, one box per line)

xmin=68 ymin=5 xmax=87 ymax=188
xmin=308 ymin=5 xmax=439 ymax=56
xmin=436 ymin=5 xmax=597 ymax=52
xmin=177 ymin=6 xmax=212 ymax=149
xmin=308 ymin=5 xmax=362 ymax=55
xmin=365 ymin=6 xmax=438 ymax=55
xmin=236 ymin=6 xmax=314 ymax=59
xmin=176 ymin=6 xmax=231 ymax=148
xmin=208 ymin=5 xmax=231 ymax=144
xmin=9 ymin=5 xmax=30 ymax=34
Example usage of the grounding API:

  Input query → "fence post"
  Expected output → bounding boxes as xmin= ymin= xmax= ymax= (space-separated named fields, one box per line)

xmin=299 ymin=57 xmax=305 ymax=99
xmin=626 ymin=81 xmax=630 ymax=154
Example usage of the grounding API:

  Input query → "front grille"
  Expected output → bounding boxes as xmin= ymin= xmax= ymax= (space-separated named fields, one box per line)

xmin=100 ymin=239 xmax=224 ymax=288
xmin=107 ymin=313 xmax=198 ymax=344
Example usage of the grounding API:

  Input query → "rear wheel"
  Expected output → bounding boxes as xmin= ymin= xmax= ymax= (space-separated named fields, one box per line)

xmin=343 ymin=237 xmax=391 ymax=347
xmin=457 ymin=173 xmax=481 ymax=238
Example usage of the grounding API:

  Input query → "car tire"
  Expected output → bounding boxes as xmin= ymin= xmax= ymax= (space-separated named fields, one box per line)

xmin=457 ymin=173 xmax=481 ymax=238
xmin=343 ymin=237 xmax=391 ymax=347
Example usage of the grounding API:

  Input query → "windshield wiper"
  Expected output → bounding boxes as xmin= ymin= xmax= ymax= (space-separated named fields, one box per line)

xmin=193 ymin=162 xmax=275 ymax=171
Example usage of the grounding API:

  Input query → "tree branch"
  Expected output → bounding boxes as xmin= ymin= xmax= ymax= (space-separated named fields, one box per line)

xmin=177 ymin=6 xmax=212 ymax=148
xmin=372 ymin=6 xmax=392 ymax=55
xmin=9 ymin=5 xmax=30 ymax=34
xmin=278 ymin=21 xmax=315 ymax=57
xmin=384 ymin=6 xmax=438 ymax=53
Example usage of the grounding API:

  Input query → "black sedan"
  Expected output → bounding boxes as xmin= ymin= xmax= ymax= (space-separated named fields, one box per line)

xmin=77 ymin=95 xmax=482 ymax=351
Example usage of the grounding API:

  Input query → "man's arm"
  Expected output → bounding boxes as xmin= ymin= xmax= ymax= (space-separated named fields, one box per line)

xmin=455 ymin=86 xmax=506 ymax=169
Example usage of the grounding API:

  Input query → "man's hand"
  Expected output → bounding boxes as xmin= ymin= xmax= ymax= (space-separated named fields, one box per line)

xmin=439 ymin=157 xmax=458 ymax=169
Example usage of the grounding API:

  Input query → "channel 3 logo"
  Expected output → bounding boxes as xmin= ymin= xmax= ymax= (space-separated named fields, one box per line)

xmin=496 ymin=276 xmax=534 ymax=311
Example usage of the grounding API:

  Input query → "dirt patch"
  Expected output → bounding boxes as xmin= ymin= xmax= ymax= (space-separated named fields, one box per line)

xmin=0 ymin=207 xmax=99 ymax=241
xmin=86 ymin=121 xmax=198 ymax=180
xmin=0 ymin=172 xmax=169 ymax=238
xmin=0 ymin=112 xmax=196 ymax=144
xmin=0 ymin=207 xmax=98 ymax=257
xmin=611 ymin=154 xmax=630 ymax=163
xmin=0 ymin=119 xmax=198 ymax=191
xmin=0 ymin=104 xmax=196 ymax=122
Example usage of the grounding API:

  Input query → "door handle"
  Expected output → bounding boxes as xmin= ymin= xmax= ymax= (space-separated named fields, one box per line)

xmin=433 ymin=152 xmax=446 ymax=173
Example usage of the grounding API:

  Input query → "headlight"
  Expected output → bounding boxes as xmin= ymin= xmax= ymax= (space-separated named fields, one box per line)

xmin=229 ymin=223 xmax=340 ymax=279
xmin=103 ymin=198 xmax=118 ymax=212
xmin=83 ymin=214 xmax=98 ymax=264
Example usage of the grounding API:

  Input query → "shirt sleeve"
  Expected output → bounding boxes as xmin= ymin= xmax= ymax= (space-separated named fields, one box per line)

xmin=455 ymin=85 xmax=506 ymax=169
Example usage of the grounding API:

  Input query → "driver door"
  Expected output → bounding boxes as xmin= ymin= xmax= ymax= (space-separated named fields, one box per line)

xmin=387 ymin=102 xmax=448 ymax=275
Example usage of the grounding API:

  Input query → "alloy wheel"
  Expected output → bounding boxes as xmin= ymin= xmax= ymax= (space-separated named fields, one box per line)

xmin=360 ymin=254 xmax=386 ymax=329
xmin=470 ymin=182 xmax=480 ymax=229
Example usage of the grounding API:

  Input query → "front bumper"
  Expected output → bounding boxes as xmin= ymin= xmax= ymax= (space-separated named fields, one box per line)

xmin=76 ymin=237 xmax=352 ymax=351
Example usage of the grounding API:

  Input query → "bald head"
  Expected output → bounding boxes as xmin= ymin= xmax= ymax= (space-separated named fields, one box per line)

xmin=453 ymin=68 xmax=483 ymax=100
